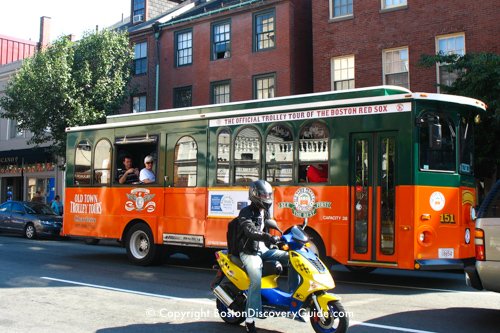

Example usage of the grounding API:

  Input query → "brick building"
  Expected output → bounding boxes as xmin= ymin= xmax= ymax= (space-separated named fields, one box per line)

xmin=121 ymin=0 xmax=312 ymax=113
xmin=312 ymin=0 xmax=500 ymax=93
xmin=0 ymin=17 xmax=61 ymax=203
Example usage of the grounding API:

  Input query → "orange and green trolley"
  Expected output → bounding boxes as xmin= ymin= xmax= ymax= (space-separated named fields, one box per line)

xmin=63 ymin=85 xmax=486 ymax=271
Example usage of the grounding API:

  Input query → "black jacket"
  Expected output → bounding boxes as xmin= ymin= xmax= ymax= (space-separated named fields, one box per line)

xmin=236 ymin=203 xmax=274 ymax=255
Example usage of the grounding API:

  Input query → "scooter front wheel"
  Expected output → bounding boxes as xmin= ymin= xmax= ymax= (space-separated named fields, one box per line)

xmin=310 ymin=300 xmax=349 ymax=333
xmin=216 ymin=299 xmax=246 ymax=325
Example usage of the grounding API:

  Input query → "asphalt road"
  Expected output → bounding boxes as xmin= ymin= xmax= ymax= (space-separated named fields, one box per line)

xmin=0 ymin=234 xmax=499 ymax=333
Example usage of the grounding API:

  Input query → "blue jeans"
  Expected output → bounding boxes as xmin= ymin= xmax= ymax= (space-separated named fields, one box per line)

xmin=240 ymin=249 xmax=288 ymax=319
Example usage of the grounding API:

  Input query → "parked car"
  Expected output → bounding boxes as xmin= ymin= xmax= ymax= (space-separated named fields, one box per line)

xmin=465 ymin=180 xmax=500 ymax=293
xmin=0 ymin=201 xmax=63 ymax=239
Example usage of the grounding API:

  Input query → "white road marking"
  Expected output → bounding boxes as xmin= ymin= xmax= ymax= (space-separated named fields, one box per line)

xmin=40 ymin=276 xmax=213 ymax=305
xmin=42 ymin=276 xmax=440 ymax=332
xmin=351 ymin=321 xmax=438 ymax=333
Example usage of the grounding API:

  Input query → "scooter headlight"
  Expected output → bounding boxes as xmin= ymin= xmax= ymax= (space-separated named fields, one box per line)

xmin=311 ymin=273 xmax=335 ymax=290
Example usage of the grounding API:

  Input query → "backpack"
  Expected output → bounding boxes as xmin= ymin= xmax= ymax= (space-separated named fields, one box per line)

xmin=226 ymin=216 xmax=242 ymax=255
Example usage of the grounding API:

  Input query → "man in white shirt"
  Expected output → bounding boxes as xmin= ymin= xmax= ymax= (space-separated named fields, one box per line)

xmin=139 ymin=155 xmax=156 ymax=184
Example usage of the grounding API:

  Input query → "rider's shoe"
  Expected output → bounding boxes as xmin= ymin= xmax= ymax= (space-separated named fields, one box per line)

xmin=245 ymin=321 xmax=257 ymax=333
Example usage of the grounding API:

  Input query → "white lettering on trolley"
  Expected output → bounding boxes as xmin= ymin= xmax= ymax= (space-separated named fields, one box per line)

xmin=70 ymin=193 xmax=103 ymax=215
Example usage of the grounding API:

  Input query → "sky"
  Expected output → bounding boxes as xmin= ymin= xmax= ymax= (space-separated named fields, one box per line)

xmin=0 ymin=0 xmax=130 ymax=42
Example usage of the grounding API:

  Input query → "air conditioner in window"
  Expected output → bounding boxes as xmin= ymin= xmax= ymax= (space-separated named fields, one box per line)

xmin=133 ymin=14 xmax=144 ymax=23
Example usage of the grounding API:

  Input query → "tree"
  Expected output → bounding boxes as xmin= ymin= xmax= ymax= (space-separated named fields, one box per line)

xmin=420 ymin=53 xmax=500 ymax=187
xmin=0 ymin=29 xmax=134 ymax=157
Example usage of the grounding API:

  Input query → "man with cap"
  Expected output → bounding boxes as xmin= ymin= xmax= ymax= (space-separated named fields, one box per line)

xmin=140 ymin=155 xmax=156 ymax=184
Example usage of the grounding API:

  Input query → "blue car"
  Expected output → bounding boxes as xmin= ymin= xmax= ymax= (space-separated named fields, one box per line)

xmin=0 ymin=201 xmax=63 ymax=239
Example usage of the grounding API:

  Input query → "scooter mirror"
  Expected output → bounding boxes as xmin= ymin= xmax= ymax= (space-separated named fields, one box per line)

xmin=265 ymin=219 xmax=283 ymax=234
xmin=302 ymin=218 xmax=308 ymax=230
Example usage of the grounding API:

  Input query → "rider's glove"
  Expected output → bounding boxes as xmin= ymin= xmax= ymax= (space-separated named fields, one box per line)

xmin=270 ymin=235 xmax=281 ymax=244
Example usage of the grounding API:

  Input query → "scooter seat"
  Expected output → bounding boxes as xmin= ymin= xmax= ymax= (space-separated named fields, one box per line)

xmin=229 ymin=255 xmax=283 ymax=277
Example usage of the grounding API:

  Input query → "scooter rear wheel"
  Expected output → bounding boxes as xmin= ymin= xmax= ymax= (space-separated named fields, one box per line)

xmin=310 ymin=300 xmax=349 ymax=333
xmin=216 ymin=298 xmax=246 ymax=325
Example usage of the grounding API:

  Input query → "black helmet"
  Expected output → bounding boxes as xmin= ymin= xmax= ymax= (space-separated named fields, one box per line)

xmin=249 ymin=180 xmax=273 ymax=210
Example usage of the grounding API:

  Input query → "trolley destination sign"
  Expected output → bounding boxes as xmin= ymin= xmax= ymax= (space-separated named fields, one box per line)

xmin=209 ymin=102 xmax=411 ymax=127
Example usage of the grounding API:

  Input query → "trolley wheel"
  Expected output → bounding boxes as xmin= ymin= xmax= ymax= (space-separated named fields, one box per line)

xmin=125 ymin=223 xmax=162 ymax=266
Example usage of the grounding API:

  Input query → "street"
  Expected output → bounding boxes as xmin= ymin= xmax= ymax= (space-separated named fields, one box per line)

xmin=0 ymin=234 xmax=499 ymax=333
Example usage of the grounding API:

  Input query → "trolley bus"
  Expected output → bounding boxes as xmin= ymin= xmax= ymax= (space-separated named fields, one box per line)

xmin=63 ymin=85 xmax=486 ymax=271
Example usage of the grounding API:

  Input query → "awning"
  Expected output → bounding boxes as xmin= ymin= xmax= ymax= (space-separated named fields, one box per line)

xmin=0 ymin=147 xmax=55 ymax=166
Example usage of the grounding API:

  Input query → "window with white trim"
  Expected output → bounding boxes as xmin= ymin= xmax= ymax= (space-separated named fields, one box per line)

xmin=382 ymin=0 xmax=407 ymax=9
xmin=211 ymin=81 xmax=230 ymax=104
xmin=383 ymin=47 xmax=409 ymax=89
xmin=330 ymin=0 xmax=353 ymax=19
xmin=133 ymin=0 xmax=145 ymax=18
xmin=437 ymin=34 xmax=465 ymax=88
xmin=331 ymin=55 xmax=354 ymax=91
xmin=132 ymin=95 xmax=146 ymax=113
xmin=134 ymin=42 xmax=147 ymax=75
xmin=255 ymin=10 xmax=275 ymax=51
xmin=254 ymin=73 xmax=275 ymax=99
xmin=176 ymin=30 xmax=193 ymax=66
xmin=212 ymin=21 xmax=231 ymax=60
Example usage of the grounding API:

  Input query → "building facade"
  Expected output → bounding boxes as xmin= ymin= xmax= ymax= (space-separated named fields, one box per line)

xmin=120 ymin=0 xmax=312 ymax=113
xmin=312 ymin=0 xmax=500 ymax=93
xmin=0 ymin=17 xmax=62 ymax=203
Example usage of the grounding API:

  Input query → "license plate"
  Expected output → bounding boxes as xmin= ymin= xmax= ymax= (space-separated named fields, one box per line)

xmin=438 ymin=248 xmax=454 ymax=258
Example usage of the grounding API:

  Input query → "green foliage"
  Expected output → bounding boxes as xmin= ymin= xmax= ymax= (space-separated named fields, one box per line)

xmin=0 ymin=29 xmax=133 ymax=157
xmin=420 ymin=53 xmax=500 ymax=179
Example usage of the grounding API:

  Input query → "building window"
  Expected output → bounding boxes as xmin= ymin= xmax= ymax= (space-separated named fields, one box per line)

xmin=212 ymin=21 xmax=231 ymax=60
xmin=132 ymin=95 xmax=147 ymax=113
xmin=254 ymin=73 xmax=275 ymax=100
xmin=133 ymin=0 xmax=145 ymax=21
xmin=437 ymin=34 xmax=465 ymax=88
xmin=382 ymin=0 xmax=407 ymax=9
xmin=175 ymin=30 xmax=193 ymax=66
xmin=383 ymin=47 xmax=409 ymax=89
xmin=8 ymin=120 xmax=24 ymax=139
xmin=255 ymin=10 xmax=275 ymax=51
xmin=331 ymin=0 xmax=353 ymax=19
xmin=173 ymin=86 xmax=192 ymax=108
xmin=331 ymin=55 xmax=355 ymax=91
xmin=134 ymin=42 xmax=147 ymax=75
xmin=211 ymin=81 xmax=231 ymax=104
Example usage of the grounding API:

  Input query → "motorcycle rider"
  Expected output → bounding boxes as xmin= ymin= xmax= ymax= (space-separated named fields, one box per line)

xmin=237 ymin=180 xmax=288 ymax=333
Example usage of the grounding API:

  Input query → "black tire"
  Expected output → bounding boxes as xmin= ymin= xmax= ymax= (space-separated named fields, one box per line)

xmin=345 ymin=265 xmax=376 ymax=274
xmin=216 ymin=298 xmax=246 ymax=325
xmin=125 ymin=223 xmax=161 ymax=266
xmin=310 ymin=300 xmax=349 ymax=333
xmin=215 ymin=280 xmax=246 ymax=325
xmin=84 ymin=238 xmax=100 ymax=245
xmin=25 ymin=223 xmax=37 ymax=239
